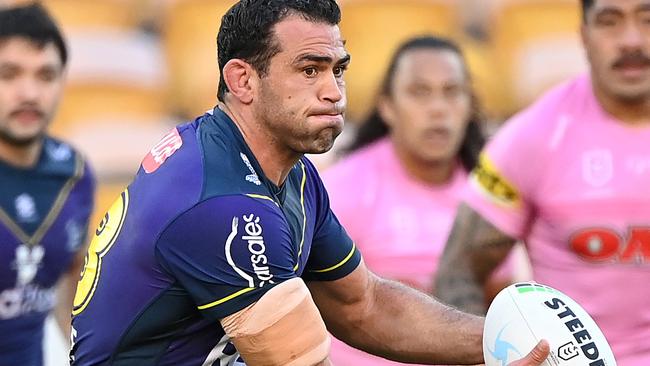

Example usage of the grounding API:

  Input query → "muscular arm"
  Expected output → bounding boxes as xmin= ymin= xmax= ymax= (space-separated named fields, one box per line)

xmin=308 ymin=261 xmax=485 ymax=365
xmin=434 ymin=203 xmax=517 ymax=315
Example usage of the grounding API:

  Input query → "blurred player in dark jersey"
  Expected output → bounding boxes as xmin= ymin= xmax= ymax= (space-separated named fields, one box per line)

xmin=0 ymin=3 xmax=95 ymax=365
xmin=70 ymin=1 xmax=546 ymax=365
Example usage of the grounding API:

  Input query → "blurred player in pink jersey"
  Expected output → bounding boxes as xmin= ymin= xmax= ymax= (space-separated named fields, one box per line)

xmin=323 ymin=36 xmax=514 ymax=366
xmin=435 ymin=1 xmax=650 ymax=364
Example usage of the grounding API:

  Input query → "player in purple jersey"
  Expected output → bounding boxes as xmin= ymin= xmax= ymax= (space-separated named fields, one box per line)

xmin=435 ymin=0 xmax=650 ymax=364
xmin=0 ymin=3 xmax=95 ymax=366
xmin=70 ymin=1 xmax=546 ymax=365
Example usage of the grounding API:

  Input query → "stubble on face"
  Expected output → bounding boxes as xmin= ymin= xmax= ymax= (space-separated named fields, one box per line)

xmin=0 ymin=39 xmax=62 ymax=148
xmin=583 ymin=0 xmax=650 ymax=105
xmin=255 ymin=77 xmax=342 ymax=155
xmin=251 ymin=16 xmax=347 ymax=156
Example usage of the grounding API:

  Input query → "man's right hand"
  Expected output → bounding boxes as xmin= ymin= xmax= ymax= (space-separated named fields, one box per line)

xmin=508 ymin=340 xmax=550 ymax=366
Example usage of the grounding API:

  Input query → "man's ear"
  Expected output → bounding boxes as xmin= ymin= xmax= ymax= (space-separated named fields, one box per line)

xmin=377 ymin=95 xmax=397 ymax=130
xmin=222 ymin=59 xmax=256 ymax=104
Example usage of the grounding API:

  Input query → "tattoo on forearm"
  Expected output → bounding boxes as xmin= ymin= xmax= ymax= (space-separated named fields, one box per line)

xmin=434 ymin=204 xmax=515 ymax=315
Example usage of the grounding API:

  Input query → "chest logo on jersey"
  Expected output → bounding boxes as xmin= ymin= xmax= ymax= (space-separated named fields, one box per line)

xmin=570 ymin=226 xmax=650 ymax=264
xmin=13 ymin=244 xmax=45 ymax=286
xmin=15 ymin=193 xmax=38 ymax=223
xmin=142 ymin=128 xmax=183 ymax=173
xmin=240 ymin=153 xmax=261 ymax=186
xmin=582 ymin=150 xmax=613 ymax=188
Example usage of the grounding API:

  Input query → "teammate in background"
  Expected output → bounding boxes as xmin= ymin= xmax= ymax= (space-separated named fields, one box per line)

xmin=0 ymin=3 xmax=95 ymax=365
xmin=323 ymin=35 xmax=515 ymax=365
xmin=70 ymin=1 xmax=546 ymax=365
xmin=435 ymin=0 xmax=650 ymax=364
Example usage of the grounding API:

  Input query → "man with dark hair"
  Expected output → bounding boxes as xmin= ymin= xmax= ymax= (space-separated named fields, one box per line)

xmin=435 ymin=1 xmax=650 ymax=365
xmin=0 ymin=3 xmax=95 ymax=365
xmin=70 ymin=1 xmax=546 ymax=365
xmin=582 ymin=0 xmax=595 ymax=20
xmin=323 ymin=35 xmax=517 ymax=365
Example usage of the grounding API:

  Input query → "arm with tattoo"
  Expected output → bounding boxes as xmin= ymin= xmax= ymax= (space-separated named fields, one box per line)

xmin=434 ymin=203 xmax=517 ymax=314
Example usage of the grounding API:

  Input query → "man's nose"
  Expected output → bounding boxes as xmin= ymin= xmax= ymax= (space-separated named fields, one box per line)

xmin=619 ymin=21 xmax=645 ymax=51
xmin=16 ymin=77 xmax=41 ymax=102
xmin=321 ymin=72 xmax=344 ymax=104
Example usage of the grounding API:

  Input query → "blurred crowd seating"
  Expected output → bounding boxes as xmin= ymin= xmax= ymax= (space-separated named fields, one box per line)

xmin=31 ymin=0 xmax=587 ymax=223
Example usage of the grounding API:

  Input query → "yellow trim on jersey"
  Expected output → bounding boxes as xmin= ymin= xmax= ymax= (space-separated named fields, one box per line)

xmin=0 ymin=154 xmax=84 ymax=246
xmin=293 ymin=161 xmax=308 ymax=271
xmin=470 ymin=153 xmax=521 ymax=207
xmin=198 ymin=287 xmax=255 ymax=310
xmin=245 ymin=194 xmax=279 ymax=207
xmin=33 ymin=155 xmax=84 ymax=244
xmin=309 ymin=243 xmax=357 ymax=273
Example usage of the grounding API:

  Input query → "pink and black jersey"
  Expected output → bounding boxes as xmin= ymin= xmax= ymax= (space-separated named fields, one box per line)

xmin=70 ymin=108 xmax=361 ymax=366
xmin=464 ymin=74 xmax=650 ymax=365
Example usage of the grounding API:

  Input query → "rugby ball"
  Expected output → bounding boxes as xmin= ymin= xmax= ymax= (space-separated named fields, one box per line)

xmin=483 ymin=282 xmax=617 ymax=366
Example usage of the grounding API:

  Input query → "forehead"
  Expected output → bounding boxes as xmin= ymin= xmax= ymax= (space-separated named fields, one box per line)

xmin=590 ymin=0 xmax=650 ymax=13
xmin=271 ymin=15 xmax=346 ymax=60
xmin=0 ymin=37 xmax=61 ymax=68
xmin=394 ymin=48 xmax=465 ymax=83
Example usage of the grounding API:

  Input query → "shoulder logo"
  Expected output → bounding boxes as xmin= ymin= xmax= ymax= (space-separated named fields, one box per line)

xmin=142 ymin=128 xmax=183 ymax=174
xmin=240 ymin=153 xmax=261 ymax=185
xmin=45 ymin=141 xmax=72 ymax=161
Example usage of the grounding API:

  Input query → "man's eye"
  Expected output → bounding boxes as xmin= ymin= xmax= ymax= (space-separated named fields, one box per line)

xmin=595 ymin=15 xmax=619 ymax=27
xmin=39 ymin=70 xmax=58 ymax=82
xmin=333 ymin=65 xmax=347 ymax=77
xmin=304 ymin=67 xmax=317 ymax=77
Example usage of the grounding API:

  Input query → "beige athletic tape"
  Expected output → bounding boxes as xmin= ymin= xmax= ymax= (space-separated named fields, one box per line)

xmin=221 ymin=278 xmax=330 ymax=366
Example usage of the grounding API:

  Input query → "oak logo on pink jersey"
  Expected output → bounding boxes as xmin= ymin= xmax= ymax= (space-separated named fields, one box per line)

xmin=570 ymin=226 xmax=650 ymax=264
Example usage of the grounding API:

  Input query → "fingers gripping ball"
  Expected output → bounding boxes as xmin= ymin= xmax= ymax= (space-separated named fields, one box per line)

xmin=483 ymin=282 xmax=617 ymax=366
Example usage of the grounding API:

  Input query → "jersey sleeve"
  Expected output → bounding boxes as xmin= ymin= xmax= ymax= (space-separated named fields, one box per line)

xmin=155 ymin=195 xmax=297 ymax=320
xmin=71 ymin=156 xmax=97 ymax=254
xmin=302 ymin=159 xmax=362 ymax=282
xmin=463 ymin=108 xmax=545 ymax=239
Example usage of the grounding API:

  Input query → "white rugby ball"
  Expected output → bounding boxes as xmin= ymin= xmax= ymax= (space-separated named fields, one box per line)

xmin=483 ymin=282 xmax=616 ymax=366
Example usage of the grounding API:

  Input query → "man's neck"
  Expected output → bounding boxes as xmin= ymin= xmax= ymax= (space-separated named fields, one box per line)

xmin=594 ymin=86 xmax=650 ymax=126
xmin=219 ymin=103 xmax=300 ymax=186
xmin=393 ymin=144 xmax=456 ymax=186
xmin=0 ymin=139 xmax=42 ymax=168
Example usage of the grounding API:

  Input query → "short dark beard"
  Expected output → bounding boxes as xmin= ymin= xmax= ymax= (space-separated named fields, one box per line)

xmin=0 ymin=127 xmax=44 ymax=147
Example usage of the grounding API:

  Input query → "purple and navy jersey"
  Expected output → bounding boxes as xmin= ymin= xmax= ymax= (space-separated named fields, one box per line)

xmin=70 ymin=108 xmax=361 ymax=366
xmin=0 ymin=137 xmax=95 ymax=366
